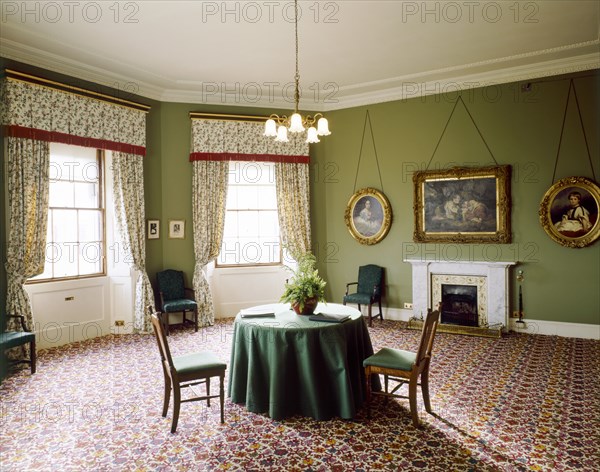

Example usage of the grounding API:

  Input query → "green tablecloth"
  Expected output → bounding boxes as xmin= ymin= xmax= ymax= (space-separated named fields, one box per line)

xmin=228 ymin=303 xmax=380 ymax=420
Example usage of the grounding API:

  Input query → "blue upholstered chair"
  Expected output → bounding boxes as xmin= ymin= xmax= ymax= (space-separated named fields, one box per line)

xmin=156 ymin=269 xmax=198 ymax=335
xmin=1 ymin=314 xmax=36 ymax=377
xmin=343 ymin=264 xmax=384 ymax=327
xmin=151 ymin=312 xmax=226 ymax=433
xmin=364 ymin=306 xmax=440 ymax=427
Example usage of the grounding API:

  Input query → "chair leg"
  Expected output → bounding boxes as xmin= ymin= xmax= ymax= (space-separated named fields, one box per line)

xmin=421 ymin=369 xmax=433 ymax=414
xmin=162 ymin=373 xmax=171 ymax=417
xmin=165 ymin=312 xmax=170 ymax=336
xmin=378 ymin=299 xmax=383 ymax=321
xmin=219 ymin=374 xmax=225 ymax=424
xmin=171 ymin=384 xmax=181 ymax=433
xmin=365 ymin=367 xmax=372 ymax=419
xmin=409 ymin=374 xmax=420 ymax=427
xmin=194 ymin=308 xmax=198 ymax=332
xmin=367 ymin=304 xmax=373 ymax=327
xmin=30 ymin=339 xmax=36 ymax=374
xmin=206 ymin=377 xmax=211 ymax=407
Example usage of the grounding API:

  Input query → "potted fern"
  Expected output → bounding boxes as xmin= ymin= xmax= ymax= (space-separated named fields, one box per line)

xmin=280 ymin=252 xmax=327 ymax=315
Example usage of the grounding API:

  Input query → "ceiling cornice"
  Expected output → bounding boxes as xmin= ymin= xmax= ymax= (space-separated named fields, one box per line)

xmin=2 ymin=38 xmax=598 ymax=112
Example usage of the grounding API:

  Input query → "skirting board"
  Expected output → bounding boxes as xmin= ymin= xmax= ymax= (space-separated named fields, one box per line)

xmin=369 ymin=307 xmax=600 ymax=340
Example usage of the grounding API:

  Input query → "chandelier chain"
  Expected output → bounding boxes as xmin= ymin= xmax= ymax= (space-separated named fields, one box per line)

xmin=294 ymin=0 xmax=300 ymax=113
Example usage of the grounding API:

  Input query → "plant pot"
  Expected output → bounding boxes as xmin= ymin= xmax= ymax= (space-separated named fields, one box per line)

xmin=292 ymin=297 xmax=318 ymax=316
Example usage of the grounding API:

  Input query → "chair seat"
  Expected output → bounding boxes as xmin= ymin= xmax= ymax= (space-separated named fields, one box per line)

xmin=163 ymin=299 xmax=197 ymax=312
xmin=1 ymin=331 xmax=36 ymax=350
xmin=173 ymin=351 xmax=227 ymax=376
xmin=343 ymin=293 xmax=373 ymax=305
xmin=363 ymin=347 xmax=416 ymax=371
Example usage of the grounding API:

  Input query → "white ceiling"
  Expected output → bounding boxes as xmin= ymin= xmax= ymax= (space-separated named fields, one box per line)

xmin=1 ymin=0 xmax=599 ymax=111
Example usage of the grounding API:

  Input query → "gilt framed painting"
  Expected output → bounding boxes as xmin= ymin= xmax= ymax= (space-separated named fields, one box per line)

xmin=413 ymin=165 xmax=511 ymax=244
xmin=344 ymin=187 xmax=392 ymax=245
xmin=539 ymin=176 xmax=600 ymax=248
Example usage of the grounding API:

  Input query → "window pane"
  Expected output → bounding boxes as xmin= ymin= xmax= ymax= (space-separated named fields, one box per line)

xmin=259 ymin=211 xmax=279 ymax=237
xmin=80 ymin=242 xmax=102 ymax=275
xmin=237 ymin=186 xmax=258 ymax=209
xmin=219 ymin=238 xmax=241 ymax=265
xmin=223 ymin=212 xmax=238 ymax=238
xmin=53 ymin=210 xmax=78 ymax=242
xmin=238 ymin=211 xmax=259 ymax=237
xmin=79 ymin=211 xmax=102 ymax=242
xmin=226 ymin=186 xmax=238 ymax=209
xmin=53 ymin=243 xmax=79 ymax=278
xmin=74 ymin=182 xmax=100 ymax=208
xmin=50 ymin=145 xmax=98 ymax=182
xmin=49 ymin=181 xmax=75 ymax=207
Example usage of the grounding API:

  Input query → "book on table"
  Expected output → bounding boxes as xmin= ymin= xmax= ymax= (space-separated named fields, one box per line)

xmin=240 ymin=308 xmax=276 ymax=318
xmin=309 ymin=312 xmax=351 ymax=323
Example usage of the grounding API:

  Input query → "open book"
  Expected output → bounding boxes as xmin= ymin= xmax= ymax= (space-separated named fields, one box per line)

xmin=309 ymin=312 xmax=350 ymax=323
xmin=240 ymin=308 xmax=276 ymax=318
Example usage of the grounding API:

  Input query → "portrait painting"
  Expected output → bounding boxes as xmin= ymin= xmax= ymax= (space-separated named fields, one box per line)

xmin=345 ymin=188 xmax=392 ymax=245
xmin=413 ymin=165 xmax=511 ymax=243
xmin=539 ymin=176 xmax=600 ymax=248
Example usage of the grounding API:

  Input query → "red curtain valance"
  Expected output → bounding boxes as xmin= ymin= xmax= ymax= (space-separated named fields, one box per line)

xmin=189 ymin=152 xmax=308 ymax=164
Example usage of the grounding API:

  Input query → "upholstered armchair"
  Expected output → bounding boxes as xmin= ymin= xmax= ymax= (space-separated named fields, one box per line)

xmin=156 ymin=269 xmax=198 ymax=335
xmin=343 ymin=264 xmax=384 ymax=327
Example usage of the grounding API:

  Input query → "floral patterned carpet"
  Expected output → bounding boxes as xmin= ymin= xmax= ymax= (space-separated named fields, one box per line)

xmin=1 ymin=319 xmax=598 ymax=471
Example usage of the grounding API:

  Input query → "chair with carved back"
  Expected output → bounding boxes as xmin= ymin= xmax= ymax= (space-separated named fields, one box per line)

xmin=150 ymin=312 xmax=226 ymax=433
xmin=343 ymin=264 xmax=384 ymax=327
xmin=1 ymin=314 xmax=36 ymax=378
xmin=363 ymin=305 xmax=441 ymax=427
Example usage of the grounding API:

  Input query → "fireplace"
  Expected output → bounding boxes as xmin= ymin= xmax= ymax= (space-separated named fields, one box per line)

xmin=405 ymin=259 xmax=516 ymax=333
xmin=441 ymin=284 xmax=478 ymax=326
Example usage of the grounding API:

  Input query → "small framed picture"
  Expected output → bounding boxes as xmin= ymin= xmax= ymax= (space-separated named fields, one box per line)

xmin=169 ymin=220 xmax=185 ymax=239
xmin=147 ymin=220 xmax=160 ymax=239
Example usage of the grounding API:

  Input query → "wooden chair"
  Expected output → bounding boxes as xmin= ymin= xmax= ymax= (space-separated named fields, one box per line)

xmin=363 ymin=306 xmax=441 ymax=427
xmin=343 ymin=264 xmax=384 ymax=327
xmin=1 ymin=314 xmax=36 ymax=376
xmin=151 ymin=312 xmax=226 ymax=433
xmin=156 ymin=269 xmax=198 ymax=335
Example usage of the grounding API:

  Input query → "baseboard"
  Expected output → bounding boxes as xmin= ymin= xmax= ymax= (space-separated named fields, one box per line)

xmin=376 ymin=307 xmax=599 ymax=340
xmin=508 ymin=318 xmax=600 ymax=340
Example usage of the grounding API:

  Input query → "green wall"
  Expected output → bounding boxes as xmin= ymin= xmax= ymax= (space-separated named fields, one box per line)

xmin=1 ymin=58 xmax=598 ymax=326
xmin=313 ymin=74 xmax=599 ymax=325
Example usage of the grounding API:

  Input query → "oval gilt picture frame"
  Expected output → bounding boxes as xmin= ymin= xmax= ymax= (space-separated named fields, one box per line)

xmin=344 ymin=187 xmax=392 ymax=245
xmin=539 ymin=176 xmax=600 ymax=248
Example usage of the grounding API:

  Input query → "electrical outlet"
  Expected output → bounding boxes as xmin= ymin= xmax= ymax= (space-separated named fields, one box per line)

xmin=404 ymin=303 xmax=413 ymax=310
xmin=115 ymin=320 xmax=125 ymax=327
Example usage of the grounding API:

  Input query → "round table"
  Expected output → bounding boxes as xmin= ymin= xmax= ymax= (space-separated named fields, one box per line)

xmin=228 ymin=303 xmax=380 ymax=420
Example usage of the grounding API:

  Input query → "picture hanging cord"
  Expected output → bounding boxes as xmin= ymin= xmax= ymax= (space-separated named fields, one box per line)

xmin=551 ymin=79 xmax=596 ymax=185
xmin=353 ymin=109 xmax=384 ymax=193
xmin=425 ymin=95 xmax=499 ymax=171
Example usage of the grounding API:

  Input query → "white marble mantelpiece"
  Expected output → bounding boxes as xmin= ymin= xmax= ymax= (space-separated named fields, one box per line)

xmin=404 ymin=260 xmax=516 ymax=330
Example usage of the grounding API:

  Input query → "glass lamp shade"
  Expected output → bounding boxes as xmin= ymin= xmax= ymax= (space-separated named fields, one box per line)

xmin=306 ymin=127 xmax=320 ymax=143
xmin=289 ymin=113 xmax=305 ymax=133
xmin=275 ymin=125 xmax=289 ymax=142
xmin=264 ymin=119 xmax=277 ymax=137
xmin=317 ymin=117 xmax=331 ymax=136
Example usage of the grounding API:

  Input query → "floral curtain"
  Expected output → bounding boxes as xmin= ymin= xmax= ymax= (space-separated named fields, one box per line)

xmin=5 ymin=137 xmax=50 ymax=351
xmin=275 ymin=163 xmax=312 ymax=258
xmin=112 ymin=152 xmax=155 ymax=332
xmin=2 ymin=78 xmax=146 ymax=155
xmin=191 ymin=161 xmax=229 ymax=327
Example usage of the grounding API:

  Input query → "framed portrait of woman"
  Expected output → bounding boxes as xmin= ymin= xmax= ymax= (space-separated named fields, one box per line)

xmin=539 ymin=176 xmax=600 ymax=248
xmin=344 ymin=187 xmax=392 ymax=245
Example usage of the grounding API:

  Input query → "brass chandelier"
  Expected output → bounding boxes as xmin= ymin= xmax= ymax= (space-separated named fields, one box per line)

xmin=264 ymin=0 xmax=331 ymax=144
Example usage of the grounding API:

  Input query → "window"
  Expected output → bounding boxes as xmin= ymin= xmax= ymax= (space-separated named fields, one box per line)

xmin=217 ymin=161 xmax=281 ymax=266
xmin=30 ymin=143 xmax=105 ymax=281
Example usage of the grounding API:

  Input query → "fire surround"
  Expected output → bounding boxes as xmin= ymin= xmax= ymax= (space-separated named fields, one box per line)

xmin=405 ymin=259 xmax=516 ymax=333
